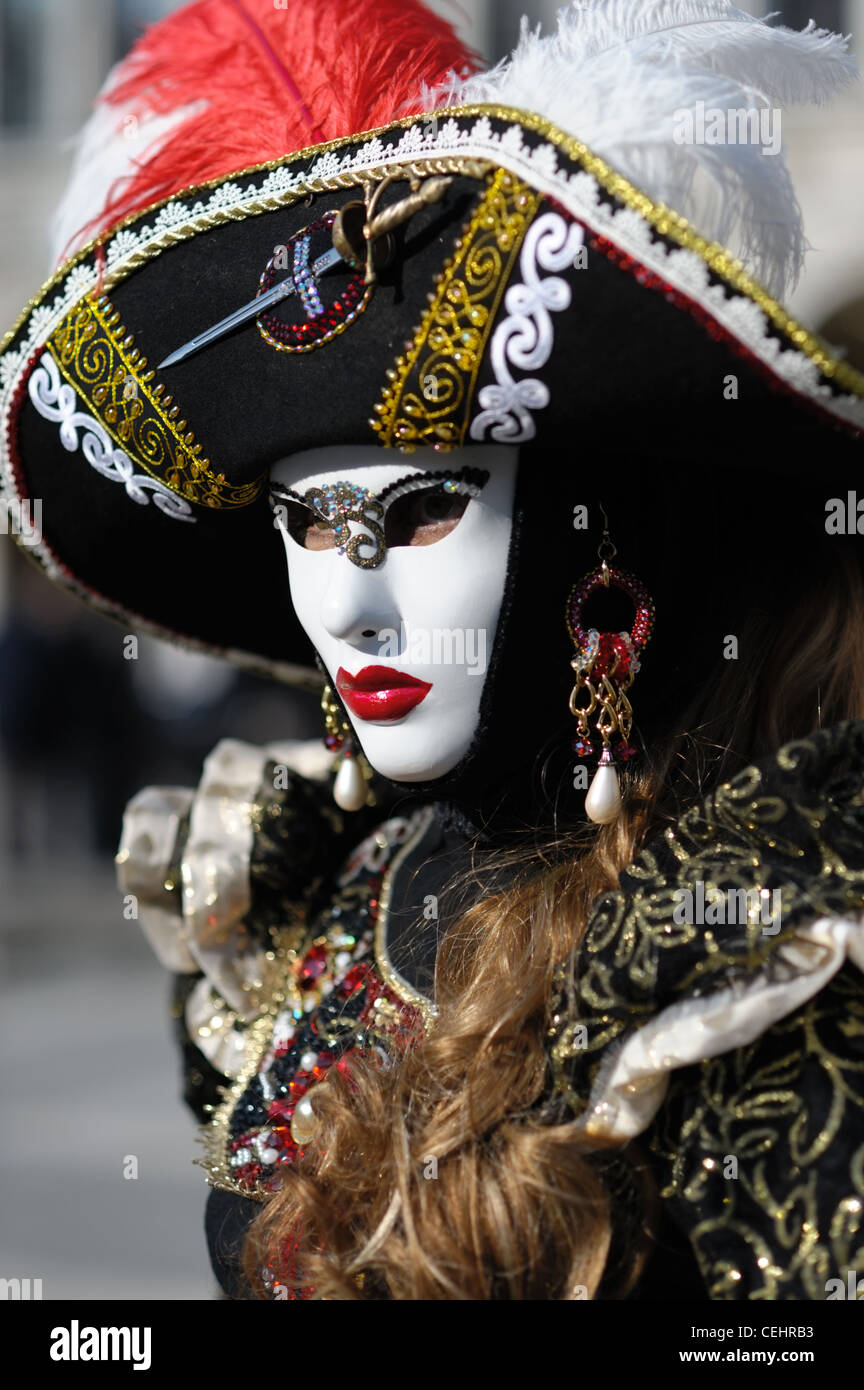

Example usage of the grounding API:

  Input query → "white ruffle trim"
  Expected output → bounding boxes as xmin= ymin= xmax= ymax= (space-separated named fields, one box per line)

xmin=579 ymin=913 xmax=864 ymax=1140
xmin=117 ymin=737 xmax=333 ymax=1025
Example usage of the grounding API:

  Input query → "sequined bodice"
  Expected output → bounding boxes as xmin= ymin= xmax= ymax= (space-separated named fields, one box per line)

xmin=124 ymin=723 xmax=864 ymax=1301
xmin=201 ymin=807 xmax=438 ymax=1198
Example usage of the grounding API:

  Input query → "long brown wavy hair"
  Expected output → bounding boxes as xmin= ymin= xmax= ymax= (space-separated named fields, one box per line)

xmin=243 ymin=544 xmax=864 ymax=1300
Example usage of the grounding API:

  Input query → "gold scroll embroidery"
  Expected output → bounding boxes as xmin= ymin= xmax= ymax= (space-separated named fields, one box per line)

xmin=49 ymin=296 xmax=264 ymax=509
xmin=370 ymin=167 xmax=542 ymax=450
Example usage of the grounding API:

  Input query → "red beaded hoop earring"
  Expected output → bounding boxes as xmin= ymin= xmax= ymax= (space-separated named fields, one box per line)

xmin=566 ymin=512 xmax=655 ymax=824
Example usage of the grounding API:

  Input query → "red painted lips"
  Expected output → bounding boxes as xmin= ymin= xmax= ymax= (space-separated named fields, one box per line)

xmin=336 ymin=665 xmax=432 ymax=721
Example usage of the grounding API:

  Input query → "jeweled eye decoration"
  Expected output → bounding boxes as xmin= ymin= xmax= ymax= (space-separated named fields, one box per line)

xmin=305 ymin=481 xmax=386 ymax=568
xmin=374 ymin=466 xmax=488 ymax=508
xmin=269 ymin=467 xmax=488 ymax=569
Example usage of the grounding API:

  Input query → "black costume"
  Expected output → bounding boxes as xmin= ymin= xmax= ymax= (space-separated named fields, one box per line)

xmin=3 ymin=0 xmax=864 ymax=1300
xmin=118 ymin=719 xmax=864 ymax=1299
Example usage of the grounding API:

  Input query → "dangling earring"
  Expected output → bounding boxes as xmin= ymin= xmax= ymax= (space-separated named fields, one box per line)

xmin=321 ymin=683 xmax=375 ymax=811
xmin=566 ymin=510 xmax=654 ymax=825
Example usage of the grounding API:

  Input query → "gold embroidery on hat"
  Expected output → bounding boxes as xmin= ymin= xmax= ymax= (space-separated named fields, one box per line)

xmin=5 ymin=107 xmax=864 ymax=413
xmin=370 ymin=167 xmax=543 ymax=450
xmin=48 ymin=296 xmax=264 ymax=509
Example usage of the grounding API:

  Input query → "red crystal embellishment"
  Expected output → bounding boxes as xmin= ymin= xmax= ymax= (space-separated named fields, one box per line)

xmin=614 ymin=740 xmax=639 ymax=761
xmin=337 ymin=960 xmax=374 ymax=998
xmin=567 ymin=566 xmax=654 ymax=674
xmin=297 ymin=943 xmax=328 ymax=990
xmin=257 ymin=211 xmax=367 ymax=351
xmin=595 ymin=632 xmax=632 ymax=680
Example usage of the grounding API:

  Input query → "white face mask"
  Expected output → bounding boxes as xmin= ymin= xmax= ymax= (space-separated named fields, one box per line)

xmin=270 ymin=445 xmax=518 ymax=781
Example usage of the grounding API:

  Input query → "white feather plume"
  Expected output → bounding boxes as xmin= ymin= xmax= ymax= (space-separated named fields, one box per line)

xmin=50 ymin=84 xmax=203 ymax=268
xmin=426 ymin=0 xmax=858 ymax=295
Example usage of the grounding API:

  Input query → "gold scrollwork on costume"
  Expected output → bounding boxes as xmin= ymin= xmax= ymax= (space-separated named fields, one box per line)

xmin=49 ymin=296 xmax=263 ymax=509
xmin=370 ymin=167 xmax=542 ymax=450
xmin=548 ymin=721 xmax=864 ymax=1299
xmin=650 ymin=970 xmax=864 ymax=1299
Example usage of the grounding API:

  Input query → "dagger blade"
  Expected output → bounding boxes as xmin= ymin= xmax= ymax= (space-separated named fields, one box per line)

xmin=156 ymin=245 xmax=345 ymax=370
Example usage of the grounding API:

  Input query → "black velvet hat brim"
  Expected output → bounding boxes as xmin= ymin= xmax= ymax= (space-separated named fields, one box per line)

xmin=2 ymin=106 xmax=862 ymax=682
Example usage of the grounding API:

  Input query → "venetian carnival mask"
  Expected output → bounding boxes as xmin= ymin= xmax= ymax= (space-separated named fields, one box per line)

xmin=270 ymin=446 xmax=518 ymax=782
xmin=4 ymin=1 xmax=863 ymax=791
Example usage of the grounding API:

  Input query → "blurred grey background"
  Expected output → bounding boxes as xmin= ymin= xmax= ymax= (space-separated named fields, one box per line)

xmin=1 ymin=0 xmax=863 ymax=1301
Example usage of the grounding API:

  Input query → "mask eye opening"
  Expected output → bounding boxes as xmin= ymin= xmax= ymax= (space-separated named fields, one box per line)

xmin=270 ymin=486 xmax=334 ymax=549
xmin=384 ymin=482 xmax=471 ymax=548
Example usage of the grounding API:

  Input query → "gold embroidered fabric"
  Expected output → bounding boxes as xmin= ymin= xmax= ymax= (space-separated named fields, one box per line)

xmin=128 ymin=722 xmax=864 ymax=1296
xmin=547 ymin=720 xmax=864 ymax=1299
xmin=649 ymin=966 xmax=864 ymax=1299
xmin=49 ymin=296 xmax=263 ymax=508
xmin=370 ymin=168 xmax=542 ymax=449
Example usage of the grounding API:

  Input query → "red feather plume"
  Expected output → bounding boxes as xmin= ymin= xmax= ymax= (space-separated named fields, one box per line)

xmin=72 ymin=0 xmax=481 ymax=252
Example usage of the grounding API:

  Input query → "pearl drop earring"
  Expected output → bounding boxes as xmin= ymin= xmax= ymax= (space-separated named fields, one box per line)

xmin=566 ymin=511 xmax=655 ymax=825
xmin=321 ymin=682 xmax=374 ymax=811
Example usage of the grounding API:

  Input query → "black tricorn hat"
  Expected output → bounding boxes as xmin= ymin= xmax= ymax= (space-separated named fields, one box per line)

xmin=2 ymin=8 xmax=863 ymax=685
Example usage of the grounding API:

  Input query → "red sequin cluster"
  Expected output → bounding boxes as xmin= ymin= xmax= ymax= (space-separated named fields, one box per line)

xmin=228 ymin=886 xmax=425 ymax=1198
xmin=256 ymin=211 xmax=368 ymax=352
xmin=567 ymin=566 xmax=654 ymax=677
